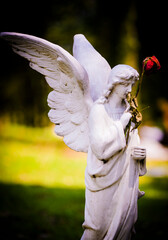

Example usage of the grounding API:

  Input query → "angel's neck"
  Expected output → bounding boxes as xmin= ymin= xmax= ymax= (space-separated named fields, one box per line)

xmin=107 ymin=94 xmax=126 ymax=113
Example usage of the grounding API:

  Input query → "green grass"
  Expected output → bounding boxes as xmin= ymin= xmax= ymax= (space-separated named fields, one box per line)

xmin=0 ymin=122 xmax=87 ymax=188
xmin=0 ymin=122 xmax=167 ymax=239
xmin=133 ymin=177 xmax=168 ymax=240
xmin=0 ymin=183 xmax=85 ymax=240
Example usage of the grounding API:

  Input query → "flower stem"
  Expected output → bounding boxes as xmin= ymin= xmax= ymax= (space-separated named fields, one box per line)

xmin=135 ymin=69 xmax=144 ymax=98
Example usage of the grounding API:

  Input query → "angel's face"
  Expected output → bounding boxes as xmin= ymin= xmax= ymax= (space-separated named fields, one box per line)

xmin=113 ymin=82 xmax=133 ymax=100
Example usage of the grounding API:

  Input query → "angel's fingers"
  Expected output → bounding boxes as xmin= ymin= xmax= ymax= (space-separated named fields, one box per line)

xmin=134 ymin=147 xmax=146 ymax=152
xmin=134 ymin=153 xmax=146 ymax=159
xmin=134 ymin=150 xmax=146 ymax=155
xmin=135 ymin=154 xmax=146 ymax=159
xmin=124 ymin=106 xmax=130 ymax=113
xmin=134 ymin=151 xmax=146 ymax=156
xmin=131 ymin=148 xmax=146 ymax=160
xmin=133 ymin=148 xmax=146 ymax=154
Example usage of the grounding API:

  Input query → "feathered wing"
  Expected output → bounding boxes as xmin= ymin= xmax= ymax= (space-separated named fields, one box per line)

xmin=1 ymin=32 xmax=92 ymax=152
xmin=73 ymin=34 xmax=111 ymax=101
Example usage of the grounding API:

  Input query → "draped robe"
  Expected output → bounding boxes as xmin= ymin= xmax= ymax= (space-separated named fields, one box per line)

xmin=81 ymin=102 xmax=147 ymax=240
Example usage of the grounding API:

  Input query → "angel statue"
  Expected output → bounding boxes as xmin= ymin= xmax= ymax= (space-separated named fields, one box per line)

xmin=0 ymin=32 xmax=147 ymax=240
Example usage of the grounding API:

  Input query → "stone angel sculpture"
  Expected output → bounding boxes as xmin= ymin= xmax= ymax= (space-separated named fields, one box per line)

xmin=0 ymin=32 xmax=147 ymax=240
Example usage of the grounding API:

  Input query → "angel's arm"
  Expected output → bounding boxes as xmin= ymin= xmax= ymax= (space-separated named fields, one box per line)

xmin=88 ymin=103 xmax=126 ymax=160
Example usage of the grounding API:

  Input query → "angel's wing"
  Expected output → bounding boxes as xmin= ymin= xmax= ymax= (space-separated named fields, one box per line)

xmin=73 ymin=34 xmax=111 ymax=101
xmin=1 ymin=32 xmax=92 ymax=153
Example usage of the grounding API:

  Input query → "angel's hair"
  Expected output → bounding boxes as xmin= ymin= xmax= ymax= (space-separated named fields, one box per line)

xmin=99 ymin=64 xmax=139 ymax=103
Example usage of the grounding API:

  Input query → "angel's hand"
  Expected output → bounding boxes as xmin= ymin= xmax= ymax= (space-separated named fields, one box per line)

xmin=120 ymin=112 xmax=132 ymax=129
xmin=131 ymin=147 xmax=146 ymax=161
xmin=125 ymin=103 xmax=130 ymax=113
xmin=125 ymin=98 xmax=131 ymax=113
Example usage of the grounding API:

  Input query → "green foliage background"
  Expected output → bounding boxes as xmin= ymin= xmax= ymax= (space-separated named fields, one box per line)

xmin=0 ymin=1 xmax=167 ymax=127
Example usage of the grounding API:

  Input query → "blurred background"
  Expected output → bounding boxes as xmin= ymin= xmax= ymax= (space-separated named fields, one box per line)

xmin=0 ymin=1 xmax=167 ymax=239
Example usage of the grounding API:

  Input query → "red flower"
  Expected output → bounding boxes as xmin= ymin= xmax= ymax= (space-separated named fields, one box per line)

xmin=142 ymin=56 xmax=161 ymax=74
xmin=135 ymin=56 xmax=161 ymax=97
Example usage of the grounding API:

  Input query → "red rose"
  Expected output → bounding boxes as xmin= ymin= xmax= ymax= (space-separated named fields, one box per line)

xmin=135 ymin=55 xmax=161 ymax=97
xmin=145 ymin=59 xmax=154 ymax=71
xmin=143 ymin=56 xmax=161 ymax=74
